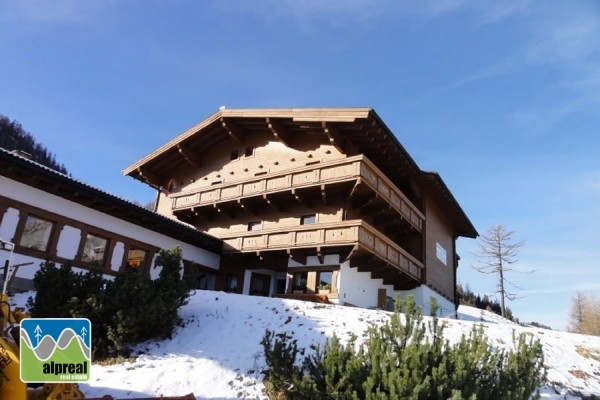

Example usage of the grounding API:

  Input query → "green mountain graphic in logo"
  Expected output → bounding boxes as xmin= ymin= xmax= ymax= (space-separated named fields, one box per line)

xmin=20 ymin=318 xmax=91 ymax=382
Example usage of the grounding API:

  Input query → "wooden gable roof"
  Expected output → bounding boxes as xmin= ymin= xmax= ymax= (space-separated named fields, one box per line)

xmin=123 ymin=108 xmax=477 ymax=239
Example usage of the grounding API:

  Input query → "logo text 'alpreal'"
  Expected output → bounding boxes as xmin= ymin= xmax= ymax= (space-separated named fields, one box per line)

xmin=20 ymin=318 xmax=91 ymax=383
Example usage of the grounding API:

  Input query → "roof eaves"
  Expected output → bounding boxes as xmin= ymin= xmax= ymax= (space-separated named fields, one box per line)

xmin=420 ymin=170 xmax=478 ymax=239
xmin=122 ymin=107 xmax=377 ymax=176
xmin=0 ymin=148 xmax=223 ymax=253
xmin=123 ymin=109 xmax=225 ymax=176
xmin=367 ymin=109 xmax=421 ymax=175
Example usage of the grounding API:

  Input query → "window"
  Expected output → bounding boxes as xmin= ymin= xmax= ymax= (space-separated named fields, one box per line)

xmin=250 ymin=273 xmax=271 ymax=296
xmin=82 ymin=234 xmax=108 ymax=265
xmin=19 ymin=215 xmax=54 ymax=251
xmin=318 ymin=271 xmax=333 ymax=292
xmin=226 ymin=274 xmax=238 ymax=292
xmin=230 ymin=150 xmax=239 ymax=160
xmin=300 ymin=214 xmax=316 ymax=225
xmin=2 ymin=197 xmax=163 ymax=276
xmin=126 ymin=248 xmax=147 ymax=270
xmin=292 ymin=272 xmax=308 ymax=293
xmin=436 ymin=242 xmax=447 ymax=265
xmin=244 ymin=146 xmax=254 ymax=157
xmin=198 ymin=273 xmax=208 ymax=290
xmin=247 ymin=221 xmax=262 ymax=231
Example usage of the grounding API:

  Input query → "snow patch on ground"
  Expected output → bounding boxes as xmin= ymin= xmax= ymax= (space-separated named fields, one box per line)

xmin=11 ymin=290 xmax=600 ymax=399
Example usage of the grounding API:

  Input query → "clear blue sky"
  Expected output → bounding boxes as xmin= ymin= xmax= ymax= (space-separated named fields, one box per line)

xmin=1 ymin=1 xmax=599 ymax=330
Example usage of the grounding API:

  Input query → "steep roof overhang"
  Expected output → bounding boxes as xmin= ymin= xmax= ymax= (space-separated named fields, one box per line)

xmin=418 ymin=172 xmax=478 ymax=239
xmin=123 ymin=107 xmax=477 ymax=240
xmin=123 ymin=108 xmax=422 ymax=191
xmin=0 ymin=148 xmax=223 ymax=253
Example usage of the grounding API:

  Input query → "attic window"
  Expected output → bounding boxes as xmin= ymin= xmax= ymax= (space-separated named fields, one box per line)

xmin=300 ymin=214 xmax=316 ymax=225
xmin=248 ymin=221 xmax=262 ymax=231
xmin=244 ymin=146 xmax=254 ymax=157
xmin=230 ymin=150 xmax=239 ymax=160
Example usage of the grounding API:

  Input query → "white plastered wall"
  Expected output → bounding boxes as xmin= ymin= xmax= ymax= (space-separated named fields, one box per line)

xmin=337 ymin=261 xmax=394 ymax=309
xmin=0 ymin=176 xmax=220 ymax=284
xmin=392 ymin=286 xmax=456 ymax=317
xmin=336 ymin=261 xmax=455 ymax=314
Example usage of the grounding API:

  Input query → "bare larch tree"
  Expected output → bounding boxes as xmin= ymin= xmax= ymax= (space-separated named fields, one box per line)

xmin=473 ymin=225 xmax=531 ymax=317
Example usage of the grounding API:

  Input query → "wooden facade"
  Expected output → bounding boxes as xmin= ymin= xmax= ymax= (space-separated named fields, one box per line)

xmin=124 ymin=108 xmax=477 ymax=310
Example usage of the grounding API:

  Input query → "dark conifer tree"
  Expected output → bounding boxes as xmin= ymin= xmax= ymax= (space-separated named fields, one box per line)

xmin=0 ymin=114 xmax=68 ymax=174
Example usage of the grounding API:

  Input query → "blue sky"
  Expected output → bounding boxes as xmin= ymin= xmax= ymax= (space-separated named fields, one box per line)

xmin=1 ymin=0 xmax=599 ymax=330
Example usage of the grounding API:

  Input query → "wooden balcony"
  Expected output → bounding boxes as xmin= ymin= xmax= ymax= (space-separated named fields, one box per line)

xmin=218 ymin=220 xmax=423 ymax=282
xmin=171 ymin=155 xmax=424 ymax=231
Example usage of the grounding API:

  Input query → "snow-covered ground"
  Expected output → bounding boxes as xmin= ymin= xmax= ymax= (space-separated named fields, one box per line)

xmin=10 ymin=290 xmax=600 ymax=399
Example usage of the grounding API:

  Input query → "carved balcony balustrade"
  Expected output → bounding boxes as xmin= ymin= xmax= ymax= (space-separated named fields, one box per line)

xmin=171 ymin=155 xmax=424 ymax=232
xmin=219 ymin=220 xmax=423 ymax=283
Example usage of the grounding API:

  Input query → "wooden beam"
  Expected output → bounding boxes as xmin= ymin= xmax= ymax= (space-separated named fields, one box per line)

xmin=373 ymin=208 xmax=399 ymax=226
xmin=291 ymin=188 xmax=307 ymax=207
xmin=317 ymin=247 xmax=324 ymax=265
xmin=213 ymin=203 xmax=234 ymax=219
xmin=351 ymin=253 xmax=376 ymax=270
xmin=322 ymin=122 xmax=345 ymax=154
xmin=339 ymin=244 xmax=358 ymax=263
xmin=263 ymin=194 xmax=283 ymax=211
xmin=267 ymin=118 xmax=292 ymax=147
xmin=220 ymin=117 xmax=245 ymax=144
xmin=348 ymin=178 xmax=363 ymax=199
xmin=320 ymin=184 xmax=327 ymax=204
xmin=351 ymin=192 xmax=378 ymax=210
xmin=176 ymin=144 xmax=202 ymax=168
xmin=372 ymin=266 xmax=399 ymax=280
xmin=287 ymin=249 xmax=307 ymax=265
xmin=237 ymin=199 xmax=257 ymax=215
xmin=136 ymin=167 xmax=163 ymax=188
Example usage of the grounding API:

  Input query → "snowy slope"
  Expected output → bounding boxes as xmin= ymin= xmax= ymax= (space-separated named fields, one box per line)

xmin=10 ymin=290 xmax=600 ymax=400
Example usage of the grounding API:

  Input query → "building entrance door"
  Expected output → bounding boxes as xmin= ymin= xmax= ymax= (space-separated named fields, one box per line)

xmin=249 ymin=272 xmax=271 ymax=296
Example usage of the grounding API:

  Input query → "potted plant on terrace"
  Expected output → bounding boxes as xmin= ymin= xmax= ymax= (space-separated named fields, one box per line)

xmin=318 ymin=282 xmax=331 ymax=294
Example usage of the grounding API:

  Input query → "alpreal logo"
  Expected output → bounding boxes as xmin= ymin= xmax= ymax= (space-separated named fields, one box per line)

xmin=20 ymin=318 xmax=91 ymax=382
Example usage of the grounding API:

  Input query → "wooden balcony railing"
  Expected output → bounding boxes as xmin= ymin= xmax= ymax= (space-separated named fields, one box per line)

xmin=171 ymin=155 xmax=424 ymax=231
xmin=219 ymin=220 xmax=423 ymax=281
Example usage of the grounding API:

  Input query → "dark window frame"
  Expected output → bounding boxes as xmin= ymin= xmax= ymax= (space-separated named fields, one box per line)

xmin=292 ymin=272 xmax=308 ymax=293
xmin=247 ymin=221 xmax=262 ymax=231
xmin=17 ymin=214 xmax=55 ymax=252
xmin=300 ymin=214 xmax=317 ymax=225
xmin=2 ymin=196 xmax=160 ymax=275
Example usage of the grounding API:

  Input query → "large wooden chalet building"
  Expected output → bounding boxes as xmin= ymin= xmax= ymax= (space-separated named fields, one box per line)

xmin=124 ymin=108 xmax=477 ymax=315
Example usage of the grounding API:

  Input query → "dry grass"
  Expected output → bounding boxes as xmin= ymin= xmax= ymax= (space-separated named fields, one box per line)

xmin=94 ymin=355 xmax=137 ymax=366
xmin=569 ymin=369 xmax=588 ymax=379
xmin=576 ymin=345 xmax=600 ymax=362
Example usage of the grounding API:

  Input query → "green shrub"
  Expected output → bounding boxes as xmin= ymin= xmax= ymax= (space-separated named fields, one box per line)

xmin=261 ymin=296 xmax=546 ymax=400
xmin=260 ymin=331 xmax=302 ymax=398
xmin=27 ymin=246 xmax=193 ymax=359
